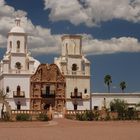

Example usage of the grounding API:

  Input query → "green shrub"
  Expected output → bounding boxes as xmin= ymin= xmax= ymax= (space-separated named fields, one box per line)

xmin=37 ymin=113 xmax=49 ymax=121
xmin=16 ymin=113 xmax=31 ymax=121
xmin=76 ymin=113 xmax=84 ymax=121
xmin=94 ymin=111 xmax=99 ymax=121
xmin=76 ymin=110 xmax=94 ymax=121
xmin=65 ymin=115 xmax=75 ymax=120
xmin=104 ymin=112 xmax=110 ymax=121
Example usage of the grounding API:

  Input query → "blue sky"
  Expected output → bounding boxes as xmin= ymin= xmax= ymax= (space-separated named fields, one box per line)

xmin=1 ymin=0 xmax=140 ymax=93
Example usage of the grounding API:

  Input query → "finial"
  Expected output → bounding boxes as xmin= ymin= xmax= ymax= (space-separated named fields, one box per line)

xmin=15 ymin=18 xmax=21 ymax=26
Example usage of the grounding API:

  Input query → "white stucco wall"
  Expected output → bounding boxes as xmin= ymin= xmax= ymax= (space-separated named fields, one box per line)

xmin=3 ymin=75 xmax=30 ymax=98
xmin=6 ymin=98 xmax=30 ymax=110
xmin=7 ymin=35 xmax=26 ymax=53
xmin=92 ymin=93 xmax=140 ymax=110
xmin=66 ymin=100 xmax=90 ymax=110
xmin=66 ymin=77 xmax=90 ymax=98
xmin=2 ymin=75 xmax=31 ymax=110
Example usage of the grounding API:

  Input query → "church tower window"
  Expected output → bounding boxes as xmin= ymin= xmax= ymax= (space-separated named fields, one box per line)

xmin=84 ymin=89 xmax=87 ymax=94
xmin=66 ymin=43 xmax=68 ymax=54
xmin=17 ymin=40 xmax=20 ymax=52
xmin=72 ymin=64 xmax=77 ymax=71
xmin=6 ymin=86 xmax=10 ymax=93
xmin=15 ymin=62 xmax=21 ymax=69
xmin=9 ymin=41 xmax=12 ymax=49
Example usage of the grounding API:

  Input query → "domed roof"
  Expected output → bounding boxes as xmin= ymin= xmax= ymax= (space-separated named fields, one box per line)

xmin=34 ymin=59 xmax=40 ymax=71
xmin=9 ymin=18 xmax=25 ymax=34
xmin=10 ymin=26 xmax=25 ymax=33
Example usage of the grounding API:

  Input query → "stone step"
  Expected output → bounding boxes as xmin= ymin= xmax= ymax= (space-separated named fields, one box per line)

xmin=53 ymin=112 xmax=64 ymax=118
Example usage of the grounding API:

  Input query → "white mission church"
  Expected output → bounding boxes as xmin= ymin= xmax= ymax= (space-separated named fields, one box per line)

xmin=0 ymin=18 xmax=40 ymax=110
xmin=0 ymin=18 xmax=140 ymax=113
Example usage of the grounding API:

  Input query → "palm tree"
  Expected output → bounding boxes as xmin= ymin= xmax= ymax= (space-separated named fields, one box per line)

xmin=120 ymin=81 xmax=126 ymax=93
xmin=104 ymin=74 xmax=112 ymax=93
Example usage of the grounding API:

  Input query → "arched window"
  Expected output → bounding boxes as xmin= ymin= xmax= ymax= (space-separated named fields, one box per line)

xmin=84 ymin=89 xmax=87 ymax=94
xmin=17 ymin=40 xmax=20 ymax=52
xmin=9 ymin=41 xmax=12 ymax=49
xmin=15 ymin=62 xmax=21 ymax=69
xmin=66 ymin=43 xmax=68 ymax=54
xmin=27 ymin=62 xmax=29 ymax=70
xmin=6 ymin=86 xmax=9 ymax=93
xmin=72 ymin=64 xmax=77 ymax=71
xmin=81 ymin=61 xmax=85 ymax=71
xmin=17 ymin=85 xmax=21 ymax=96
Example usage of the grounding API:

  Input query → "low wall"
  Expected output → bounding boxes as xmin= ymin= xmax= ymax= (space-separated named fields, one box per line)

xmin=11 ymin=110 xmax=52 ymax=121
xmin=65 ymin=109 xmax=140 ymax=120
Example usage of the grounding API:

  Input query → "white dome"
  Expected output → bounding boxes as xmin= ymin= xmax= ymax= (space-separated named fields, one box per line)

xmin=10 ymin=26 xmax=25 ymax=33
xmin=34 ymin=59 xmax=40 ymax=71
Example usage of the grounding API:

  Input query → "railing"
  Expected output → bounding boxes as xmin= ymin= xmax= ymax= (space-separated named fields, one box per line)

xmin=65 ymin=71 xmax=89 ymax=76
xmin=11 ymin=110 xmax=47 ymax=115
xmin=8 ymin=69 xmax=33 ymax=74
xmin=41 ymin=93 xmax=55 ymax=98
xmin=71 ymin=92 xmax=82 ymax=99
xmin=13 ymin=91 xmax=25 ymax=98
xmin=66 ymin=110 xmax=87 ymax=115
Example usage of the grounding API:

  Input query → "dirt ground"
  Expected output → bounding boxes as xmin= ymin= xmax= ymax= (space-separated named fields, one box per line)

xmin=0 ymin=119 xmax=140 ymax=140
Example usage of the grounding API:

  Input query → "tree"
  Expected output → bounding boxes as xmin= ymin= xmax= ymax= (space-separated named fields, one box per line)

xmin=120 ymin=81 xmax=126 ymax=93
xmin=104 ymin=75 xmax=112 ymax=93
xmin=0 ymin=89 xmax=7 ymax=119
xmin=110 ymin=99 xmax=127 ymax=119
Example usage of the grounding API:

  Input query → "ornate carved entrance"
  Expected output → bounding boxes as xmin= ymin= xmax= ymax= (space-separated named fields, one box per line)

xmin=30 ymin=64 xmax=65 ymax=112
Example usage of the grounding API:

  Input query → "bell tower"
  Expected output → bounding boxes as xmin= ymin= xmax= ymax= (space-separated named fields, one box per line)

xmin=61 ymin=35 xmax=82 ymax=56
xmin=0 ymin=18 xmax=40 ymax=110
xmin=55 ymin=35 xmax=91 ymax=111
xmin=7 ymin=18 xmax=27 ymax=54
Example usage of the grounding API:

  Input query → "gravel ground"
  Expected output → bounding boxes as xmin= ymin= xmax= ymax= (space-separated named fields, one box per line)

xmin=0 ymin=119 xmax=140 ymax=140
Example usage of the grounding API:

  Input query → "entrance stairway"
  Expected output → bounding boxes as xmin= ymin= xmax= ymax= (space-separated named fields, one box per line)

xmin=53 ymin=111 xmax=64 ymax=118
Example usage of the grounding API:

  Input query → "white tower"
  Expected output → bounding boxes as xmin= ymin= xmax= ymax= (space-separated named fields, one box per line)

xmin=0 ymin=18 xmax=40 ymax=110
xmin=55 ymin=35 xmax=90 ymax=110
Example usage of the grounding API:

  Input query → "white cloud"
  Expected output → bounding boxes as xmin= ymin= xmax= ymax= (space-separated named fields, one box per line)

xmin=82 ymin=34 xmax=140 ymax=55
xmin=0 ymin=34 xmax=6 ymax=47
xmin=0 ymin=0 xmax=140 ymax=57
xmin=0 ymin=0 xmax=60 ymax=55
xmin=44 ymin=0 xmax=140 ymax=27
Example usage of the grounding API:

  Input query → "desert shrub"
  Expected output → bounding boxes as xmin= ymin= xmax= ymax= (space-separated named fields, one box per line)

xmin=104 ymin=112 xmax=110 ymax=121
xmin=16 ymin=113 xmax=31 ymax=121
xmin=125 ymin=108 xmax=139 ymax=120
xmin=76 ymin=113 xmax=83 ymax=121
xmin=110 ymin=99 xmax=127 ymax=120
xmin=37 ymin=113 xmax=49 ymax=121
xmin=2 ymin=112 xmax=10 ymax=121
xmin=65 ymin=115 xmax=75 ymax=120
xmin=76 ymin=110 xmax=94 ymax=121
xmin=94 ymin=111 xmax=99 ymax=121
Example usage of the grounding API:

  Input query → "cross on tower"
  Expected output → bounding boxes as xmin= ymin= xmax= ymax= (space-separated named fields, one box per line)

xmin=15 ymin=18 xmax=21 ymax=26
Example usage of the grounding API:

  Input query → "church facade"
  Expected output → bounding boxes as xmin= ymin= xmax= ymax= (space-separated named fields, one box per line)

xmin=0 ymin=18 xmax=140 ymax=116
xmin=0 ymin=18 xmax=40 ymax=110
xmin=30 ymin=64 xmax=65 ymax=112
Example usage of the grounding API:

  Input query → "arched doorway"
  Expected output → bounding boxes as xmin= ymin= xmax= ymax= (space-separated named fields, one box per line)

xmin=17 ymin=85 xmax=20 ymax=96
xmin=44 ymin=103 xmax=50 ymax=110
xmin=17 ymin=101 xmax=21 ymax=110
